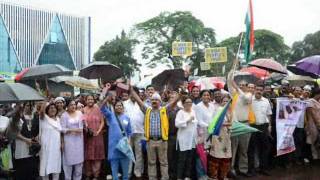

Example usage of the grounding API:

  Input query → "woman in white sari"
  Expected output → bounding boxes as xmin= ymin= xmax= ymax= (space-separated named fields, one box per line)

xmin=39 ymin=102 xmax=62 ymax=180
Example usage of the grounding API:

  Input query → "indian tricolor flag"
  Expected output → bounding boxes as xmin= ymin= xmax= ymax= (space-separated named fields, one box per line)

xmin=244 ymin=0 xmax=254 ymax=62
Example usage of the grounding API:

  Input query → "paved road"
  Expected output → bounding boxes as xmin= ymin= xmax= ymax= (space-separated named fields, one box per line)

xmin=238 ymin=163 xmax=320 ymax=180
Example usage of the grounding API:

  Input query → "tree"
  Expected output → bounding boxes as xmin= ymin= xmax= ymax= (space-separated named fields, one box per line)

xmin=290 ymin=30 xmax=320 ymax=64
xmin=94 ymin=30 xmax=140 ymax=77
xmin=218 ymin=29 xmax=290 ymax=67
xmin=133 ymin=11 xmax=216 ymax=69
xmin=253 ymin=29 xmax=290 ymax=65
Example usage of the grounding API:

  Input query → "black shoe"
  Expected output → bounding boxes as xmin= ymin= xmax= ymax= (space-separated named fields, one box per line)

xmin=227 ymin=171 xmax=237 ymax=178
xmin=239 ymin=172 xmax=255 ymax=177
xmin=259 ymin=170 xmax=271 ymax=176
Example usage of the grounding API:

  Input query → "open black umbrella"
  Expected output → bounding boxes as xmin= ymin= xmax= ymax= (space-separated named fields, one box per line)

xmin=0 ymin=83 xmax=44 ymax=103
xmin=151 ymin=69 xmax=185 ymax=91
xmin=264 ymin=73 xmax=287 ymax=85
xmin=79 ymin=61 xmax=123 ymax=82
xmin=15 ymin=64 xmax=72 ymax=81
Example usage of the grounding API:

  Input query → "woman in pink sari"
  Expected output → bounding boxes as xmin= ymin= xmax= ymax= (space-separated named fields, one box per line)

xmin=83 ymin=95 xmax=105 ymax=180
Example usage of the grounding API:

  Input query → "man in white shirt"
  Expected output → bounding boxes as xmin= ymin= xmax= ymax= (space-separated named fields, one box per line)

xmin=123 ymin=87 xmax=145 ymax=179
xmin=248 ymin=85 xmax=272 ymax=176
xmin=228 ymin=71 xmax=254 ymax=177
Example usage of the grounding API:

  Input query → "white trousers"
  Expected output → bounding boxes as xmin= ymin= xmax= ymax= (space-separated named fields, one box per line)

xmin=63 ymin=163 xmax=83 ymax=180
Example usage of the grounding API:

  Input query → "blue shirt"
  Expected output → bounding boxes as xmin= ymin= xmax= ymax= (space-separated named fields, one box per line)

xmin=149 ymin=110 xmax=161 ymax=138
xmin=100 ymin=106 xmax=132 ymax=160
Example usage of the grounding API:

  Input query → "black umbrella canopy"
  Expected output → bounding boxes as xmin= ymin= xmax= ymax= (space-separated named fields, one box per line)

xmin=17 ymin=64 xmax=72 ymax=81
xmin=151 ymin=69 xmax=185 ymax=91
xmin=79 ymin=61 xmax=123 ymax=82
xmin=0 ymin=83 xmax=44 ymax=103
xmin=264 ymin=73 xmax=287 ymax=85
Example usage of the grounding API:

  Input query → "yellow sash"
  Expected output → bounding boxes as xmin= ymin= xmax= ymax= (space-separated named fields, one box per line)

xmin=231 ymin=93 xmax=256 ymax=124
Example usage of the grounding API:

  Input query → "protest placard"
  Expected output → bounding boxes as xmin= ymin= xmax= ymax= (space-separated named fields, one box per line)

xmin=200 ymin=62 xmax=211 ymax=71
xmin=205 ymin=47 xmax=227 ymax=63
xmin=276 ymin=98 xmax=307 ymax=156
xmin=172 ymin=42 xmax=193 ymax=57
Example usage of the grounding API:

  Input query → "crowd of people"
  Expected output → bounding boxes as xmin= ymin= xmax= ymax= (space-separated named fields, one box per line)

xmin=1 ymin=69 xmax=320 ymax=180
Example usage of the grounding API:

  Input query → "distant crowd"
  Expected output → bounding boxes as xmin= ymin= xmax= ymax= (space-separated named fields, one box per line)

xmin=1 ymin=69 xmax=320 ymax=180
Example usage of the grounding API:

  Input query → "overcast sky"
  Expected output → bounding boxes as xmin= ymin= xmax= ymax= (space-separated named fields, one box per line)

xmin=5 ymin=0 xmax=320 ymax=51
xmin=3 ymin=0 xmax=320 ymax=79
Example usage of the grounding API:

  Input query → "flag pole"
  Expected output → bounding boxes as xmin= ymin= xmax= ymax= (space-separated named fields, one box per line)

xmin=236 ymin=32 xmax=244 ymax=62
xmin=232 ymin=32 xmax=244 ymax=72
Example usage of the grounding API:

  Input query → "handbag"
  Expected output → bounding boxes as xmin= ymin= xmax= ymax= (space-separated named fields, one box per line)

xmin=85 ymin=127 xmax=94 ymax=138
xmin=115 ymin=115 xmax=135 ymax=163
xmin=29 ymin=140 xmax=41 ymax=156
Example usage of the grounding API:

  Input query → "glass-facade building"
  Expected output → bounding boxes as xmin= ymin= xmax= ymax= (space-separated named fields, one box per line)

xmin=0 ymin=2 xmax=91 ymax=73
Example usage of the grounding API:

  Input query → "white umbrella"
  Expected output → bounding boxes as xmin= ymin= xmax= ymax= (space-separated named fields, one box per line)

xmin=50 ymin=76 xmax=99 ymax=90
xmin=285 ymin=75 xmax=314 ymax=86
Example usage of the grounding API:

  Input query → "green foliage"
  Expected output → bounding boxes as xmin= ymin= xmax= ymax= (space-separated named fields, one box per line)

xmin=218 ymin=29 xmax=290 ymax=71
xmin=133 ymin=11 xmax=216 ymax=69
xmin=94 ymin=30 xmax=140 ymax=77
xmin=290 ymin=30 xmax=320 ymax=64
xmin=253 ymin=29 xmax=290 ymax=64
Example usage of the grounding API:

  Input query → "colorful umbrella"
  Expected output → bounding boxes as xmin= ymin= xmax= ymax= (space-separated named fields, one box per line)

xmin=249 ymin=58 xmax=287 ymax=74
xmin=231 ymin=121 xmax=259 ymax=137
xmin=0 ymin=83 xmax=44 ymax=103
xmin=240 ymin=66 xmax=270 ymax=78
xmin=287 ymin=55 xmax=320 ymax=78
xmin=15 ymin=64 xmax=72 ymax=81
xmin=196 ymin=144 xmax=207 ymax=173
xmin=193 ymin=77 xmax=225 ymax=90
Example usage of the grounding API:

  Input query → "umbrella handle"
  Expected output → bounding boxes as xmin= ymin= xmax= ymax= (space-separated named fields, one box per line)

xmin=45 ymin=79 xmax=50 ymax=98
xmin=34 ymin=79 xmax=40 ymax=91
